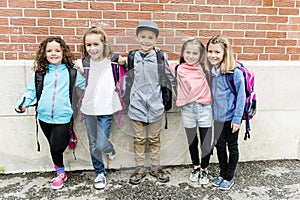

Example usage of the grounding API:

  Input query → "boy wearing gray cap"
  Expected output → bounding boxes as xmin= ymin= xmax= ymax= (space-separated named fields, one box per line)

xmin=125 ymin=20 xmax=174 ymax=185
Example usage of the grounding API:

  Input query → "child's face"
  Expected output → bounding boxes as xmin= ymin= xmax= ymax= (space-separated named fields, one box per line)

xmin=183 ymin=44 xmax=200 ymax=66
xmin=46 ymin=41 xmax=63 ymax=66
xmin=207 ymin=43 xmax=224 ymax=68
xmin=136 ymin=29 xmax=157 ymax=54
xmin=85 ymin=33 xmax=104 ymax=61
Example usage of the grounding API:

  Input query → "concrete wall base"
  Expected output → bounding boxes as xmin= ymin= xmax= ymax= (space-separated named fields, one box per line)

xmin=1 ymin=60 xmax=299 ymax=173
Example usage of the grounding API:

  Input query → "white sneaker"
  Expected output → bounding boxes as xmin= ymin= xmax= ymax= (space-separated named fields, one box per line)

xmin=189 ymin=168 xmax=200 ymax=182
xmin=106 ymin=152 xmax=116 ymax=161
xmin=199 ymin=169 xmax=209 ymax=185
xmin=94 ymin=173 xmax=106 ymax=189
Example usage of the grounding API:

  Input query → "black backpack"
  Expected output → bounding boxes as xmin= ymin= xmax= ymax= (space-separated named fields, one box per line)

xmin=34 ymin=67 xmax=77 ymax=152
xmin=126 ymin=50 xmax=173 ymax=128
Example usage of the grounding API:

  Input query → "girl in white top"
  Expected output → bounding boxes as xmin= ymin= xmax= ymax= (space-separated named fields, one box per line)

xmin=77 ymin=26 xmax=123 ymax=190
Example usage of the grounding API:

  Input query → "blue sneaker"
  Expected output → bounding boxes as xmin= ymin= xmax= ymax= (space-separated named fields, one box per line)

xmin=94 ymin=173 xmax=106 ymax=189
xmin=212 ymin=176 xmax=224 ymax=187
xmin=219 ymin=178 xmax=234 ymax=190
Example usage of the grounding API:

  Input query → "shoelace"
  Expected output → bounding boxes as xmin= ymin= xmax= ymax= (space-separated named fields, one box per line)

xmin=51 ymin=173 xmax=65 ymax=182
xmin=95 ymin=174 xmax=105 ymax=182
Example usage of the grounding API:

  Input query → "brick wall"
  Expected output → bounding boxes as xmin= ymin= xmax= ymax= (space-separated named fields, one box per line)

xmin=0 ymin=0 xmax=299 ymax=61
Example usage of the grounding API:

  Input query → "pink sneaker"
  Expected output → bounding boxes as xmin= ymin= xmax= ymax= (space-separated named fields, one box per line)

xmin=51 ymin=172 xmax=67 ymax=189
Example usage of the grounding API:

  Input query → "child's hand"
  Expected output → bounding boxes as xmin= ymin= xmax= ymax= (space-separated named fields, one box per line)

xmin=154 ymin=46 xmax=160 ymax=52
xmin=15 ymin=97 xmax=26 ymax=113
xmin=231 ymin=122 xmax=240 ymax=133
xmin=118 ymin=56 xmax=127 ymax=65
xmin=15 ymin=106 xmax=26 ymax=113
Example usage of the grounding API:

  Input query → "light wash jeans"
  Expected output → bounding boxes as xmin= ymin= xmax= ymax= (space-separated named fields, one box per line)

xmin=84 ymin=115 xmax=115 ymax=175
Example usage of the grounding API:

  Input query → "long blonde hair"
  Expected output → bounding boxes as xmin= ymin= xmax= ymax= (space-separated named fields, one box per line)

xmin=81 ymin=26 xmax=114 ymax=59
xmin=206 ymin=35 xmax=235 ymax=73
xmin=180 ymin=38 xmax=211 ymax=72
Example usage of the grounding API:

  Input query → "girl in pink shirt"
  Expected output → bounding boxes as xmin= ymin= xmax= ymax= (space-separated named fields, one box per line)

xmin=169 ymin=38 xmax=213 ymax=184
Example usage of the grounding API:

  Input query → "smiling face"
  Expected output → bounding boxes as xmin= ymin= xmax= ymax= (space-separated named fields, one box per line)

xmin=136 ymin=29 xmax=157 ymax=54
xmin=85 ymin=33 xmax=104 ymax=62
xmin=45 ymin=41 xmax=63 ymax=66
xmin=207 ymin=43 xmax=225 ymax=68
xmin=183 ymin=44 xmax=201 ymax=66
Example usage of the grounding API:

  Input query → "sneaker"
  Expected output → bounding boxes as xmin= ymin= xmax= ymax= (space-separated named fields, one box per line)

xmin=94 ymin=173 xmax=106 ymax=189
xmin=219 ymin=178 xmax=234 ymax=190
xmin=51 ymin=172 xmax=67 ymax=189
xmin=129 ymin=167 xmax=146 ymax=185
xmin=212 ymin=176 xmax=224 ymax=187
xmin=189 ymin=168 xmax=200 ymax=182
xmin=106 ymin=152 xmax=116 ymax=161
xmin=199 ymin=169 xmax=209 ymax=185
xmin=150 ymin=167 xmax=170 ymax=183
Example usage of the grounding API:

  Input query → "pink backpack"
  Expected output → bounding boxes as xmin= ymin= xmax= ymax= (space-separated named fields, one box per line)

xmin=226 ymin=61 xmax=257 ymax=140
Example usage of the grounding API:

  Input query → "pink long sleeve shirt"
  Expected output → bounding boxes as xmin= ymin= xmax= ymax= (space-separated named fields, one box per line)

xmin=169 ymin=62 xmax=212 ymax=107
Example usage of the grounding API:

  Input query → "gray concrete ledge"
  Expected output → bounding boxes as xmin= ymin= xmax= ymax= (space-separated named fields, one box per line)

xmin=0 ymin=60 xmax=299 ymax=173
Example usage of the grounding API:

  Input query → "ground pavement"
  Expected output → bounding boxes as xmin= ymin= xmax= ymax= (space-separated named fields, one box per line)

xmin=0 ymin=159 xmax=299 ymax=200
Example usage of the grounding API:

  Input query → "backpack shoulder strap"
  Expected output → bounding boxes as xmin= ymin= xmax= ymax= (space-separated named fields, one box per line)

xmin=34 ymin=71 xmax=45 ymax=152
xmin=156 ymin=50 xmax=165 ymax=83
xmin=68 ymin=67 xmax=77 ymax=105
xmin=127 ymin=50 xmax=137 ymax=72
xmin=35 ymin=72 xmax=45 ymax=103
xmin=175 ymin=64 xmax=180 ymax=79
xmin=225 ymin=70 xmax=236 ymax=95
xmin=111 ymin=54 xmax=120 ymax=86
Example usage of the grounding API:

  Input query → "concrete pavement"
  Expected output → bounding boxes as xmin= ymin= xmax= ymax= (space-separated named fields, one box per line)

xmin=0 ymin=159 xmax=299 ymax=199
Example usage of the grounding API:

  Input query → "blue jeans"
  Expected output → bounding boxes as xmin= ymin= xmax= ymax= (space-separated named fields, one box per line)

xmin=214 ymin=121 xmax=239 ymax=181
xmin=84 ymin=115 xmax=115 ymax=175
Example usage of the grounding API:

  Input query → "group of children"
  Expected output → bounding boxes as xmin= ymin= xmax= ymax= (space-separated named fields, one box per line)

xmin=15 ymin=20 xmax=246 ymax=191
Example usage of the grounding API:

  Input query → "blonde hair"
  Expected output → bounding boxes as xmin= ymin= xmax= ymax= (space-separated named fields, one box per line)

xmin=206 ymin=35 xmax=235 ymax=73
xmin=180 ymin=38 xmax=211 ymax=72
xmin=81 ymin=26 xmax=114 ymax=59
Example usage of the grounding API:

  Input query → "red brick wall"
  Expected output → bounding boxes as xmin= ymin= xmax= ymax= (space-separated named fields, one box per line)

xmin=0 ymin=0 xmax=299 ymax=60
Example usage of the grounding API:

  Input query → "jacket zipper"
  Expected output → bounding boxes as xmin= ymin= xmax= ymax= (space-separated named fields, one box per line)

xmin=51 ymin=68 xmax=58 ymax=123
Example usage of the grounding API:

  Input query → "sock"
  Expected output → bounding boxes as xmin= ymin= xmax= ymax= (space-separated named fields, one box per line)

xmin=54 ymin=164 xmax=65 ymax=174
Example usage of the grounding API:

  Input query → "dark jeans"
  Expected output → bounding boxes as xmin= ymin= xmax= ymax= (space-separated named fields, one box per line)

xmin=185 ymin=127 xmax=212 ymax=169
xmin=39 ymin=120 xmax=70 ymax=167
xmin=214 ymin=121 xmax=239 ymax=181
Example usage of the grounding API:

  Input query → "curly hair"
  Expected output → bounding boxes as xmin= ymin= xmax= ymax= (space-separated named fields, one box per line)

xmin=80 ymin=26 xmax=114 ymax=59
xmin=179 ymin=38 xmax=211 ymax=72
xmin=33 ymin=37 xmax=75 ymax=74
xmin=206 ymin=35 xmax=235 ymax=73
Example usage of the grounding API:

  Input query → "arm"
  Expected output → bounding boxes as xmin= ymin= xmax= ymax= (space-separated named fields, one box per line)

xmin=231 ymin=69 xmax=246 ymax=132
xmin=14 ymin=77 xmax=37 ymax=113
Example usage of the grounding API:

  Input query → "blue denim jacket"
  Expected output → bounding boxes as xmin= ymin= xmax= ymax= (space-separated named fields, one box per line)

xmin=211 ymin=66 xmax=246 ymax=124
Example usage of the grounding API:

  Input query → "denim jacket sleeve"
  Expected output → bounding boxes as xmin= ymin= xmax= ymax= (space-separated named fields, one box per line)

xmin=232 ymin=68 xmax=246 ymax=124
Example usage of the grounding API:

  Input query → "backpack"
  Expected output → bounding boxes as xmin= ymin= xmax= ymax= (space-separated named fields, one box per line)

xmin=80 ymin=54 xmax=126 ymax=125
xmin=225 ymin=61 xmax=257 ymax=140
xmin=126 ymin=50 xmax=173 ymax=128
xmin=34 ymin=67 xmax=78 ymax=153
